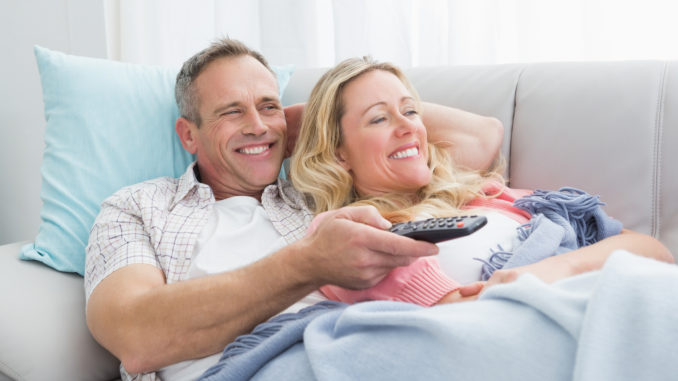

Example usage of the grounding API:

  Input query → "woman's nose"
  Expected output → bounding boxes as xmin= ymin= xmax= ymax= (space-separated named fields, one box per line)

xmin=394 ymin=115 xmax=417 ymax=136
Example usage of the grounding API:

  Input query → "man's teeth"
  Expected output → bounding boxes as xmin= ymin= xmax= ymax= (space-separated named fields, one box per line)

xmin=389 ymin=147 xmax=418 ymax=159
xmin=238 ymin=145 xmax=268 ymax=155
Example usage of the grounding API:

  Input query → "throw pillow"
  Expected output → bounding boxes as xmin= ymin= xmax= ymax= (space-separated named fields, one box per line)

xmin=21 ymin=46 xmax=295 ymax=275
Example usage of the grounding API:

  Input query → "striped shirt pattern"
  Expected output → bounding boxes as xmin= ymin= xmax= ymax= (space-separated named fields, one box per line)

xmin=85 ymin=162 xmax=313 ymax=302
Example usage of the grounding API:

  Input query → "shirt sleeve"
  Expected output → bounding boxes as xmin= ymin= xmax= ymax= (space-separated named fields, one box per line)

xmin=84 ymin=188 xmax=161 ymax=303
xmin=320 ymin=257 xmax=460 ymax=306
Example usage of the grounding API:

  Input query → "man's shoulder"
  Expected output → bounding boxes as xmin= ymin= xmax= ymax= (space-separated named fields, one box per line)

xmin=104 ymin=176 xmax=182 ymax=208
xmin=263 ymin=178 xmax=313 ymax=217
xmin=265 ymin=178 xmax=305 ymax=205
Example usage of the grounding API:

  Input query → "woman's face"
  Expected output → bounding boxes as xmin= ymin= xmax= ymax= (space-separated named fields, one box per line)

xmin=336 ymin=69 xmax=431 ymax=196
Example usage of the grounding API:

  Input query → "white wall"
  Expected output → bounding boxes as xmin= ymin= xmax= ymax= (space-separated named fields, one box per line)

xmin=0 ymin=0 xmax=107 ymax=244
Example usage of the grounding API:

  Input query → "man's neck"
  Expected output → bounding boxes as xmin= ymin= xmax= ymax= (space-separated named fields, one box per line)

xmin=212 ymin=189 xmax=264 ymax=202
xmin=194 ymin=165 xmax=266 ymax=202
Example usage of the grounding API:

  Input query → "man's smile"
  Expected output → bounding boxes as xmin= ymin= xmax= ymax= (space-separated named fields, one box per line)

xmin=235 ymin=142 xmax=274 ymax=155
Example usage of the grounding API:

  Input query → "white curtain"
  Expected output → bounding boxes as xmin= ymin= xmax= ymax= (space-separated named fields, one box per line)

xmin=105 ymin=0 xmax=678 ymax=69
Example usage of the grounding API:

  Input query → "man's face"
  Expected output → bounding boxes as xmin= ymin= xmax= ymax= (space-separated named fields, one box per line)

xmin=190 ymin=55 xmax=286 ymax=199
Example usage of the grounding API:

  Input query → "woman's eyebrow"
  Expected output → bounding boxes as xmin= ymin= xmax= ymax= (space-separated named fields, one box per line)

xmin=361 ymin=101 xmax=387 ymax=117
xmin=361 ymin=96 xmax=416 ymax=116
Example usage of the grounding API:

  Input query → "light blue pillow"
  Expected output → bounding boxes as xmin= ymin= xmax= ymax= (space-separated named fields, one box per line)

xmin=22 ymin=46 xmax=295 ymax=275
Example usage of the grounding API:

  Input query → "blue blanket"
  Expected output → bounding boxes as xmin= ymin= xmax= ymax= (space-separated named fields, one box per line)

xmin=479 ymin=187 xmax=623 ymax=280
xmin=201 ymin=251 xmax=678 ymax=380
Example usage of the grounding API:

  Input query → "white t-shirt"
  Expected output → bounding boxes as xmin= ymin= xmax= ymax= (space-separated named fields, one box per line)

xmin=437 ymin=211 xmax=520 ymax=285
xmin=160 ymin=203 xmax=518 ymax=380
xmin=159 ymin=196 xmax=326 ymax=381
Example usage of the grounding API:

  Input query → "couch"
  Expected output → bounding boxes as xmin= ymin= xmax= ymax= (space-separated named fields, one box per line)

xmin=2 ymin=60 xmax=677 ymax=380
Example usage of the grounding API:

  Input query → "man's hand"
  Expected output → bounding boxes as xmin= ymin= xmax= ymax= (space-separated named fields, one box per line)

xmin=296 ymin=205 xmax=440 ymax=290
xmin=284 ymin=103 xmax=304 ymax=157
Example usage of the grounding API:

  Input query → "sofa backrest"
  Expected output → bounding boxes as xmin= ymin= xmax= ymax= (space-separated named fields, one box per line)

xmin=282 ymin=62 xmax=678 ymax=260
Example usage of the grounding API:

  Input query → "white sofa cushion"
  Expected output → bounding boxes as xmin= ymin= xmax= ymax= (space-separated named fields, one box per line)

xmin=0 ymin=242 xmax=120 ymax=380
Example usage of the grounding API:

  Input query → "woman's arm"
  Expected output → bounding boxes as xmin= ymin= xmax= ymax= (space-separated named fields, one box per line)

xmin=284 ymin=102 xmax=504 ymax=171
xmin=422 ymin=102 xmax=504 ymax=172
xmin=450 ymin=230 xmax=674 ymax=301
xmin=488 ymin=229 xmax=673 ymax=285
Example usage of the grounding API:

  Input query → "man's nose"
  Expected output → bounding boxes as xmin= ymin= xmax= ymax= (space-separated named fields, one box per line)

xmin=242 ymin=110 xmax=269 ymax=136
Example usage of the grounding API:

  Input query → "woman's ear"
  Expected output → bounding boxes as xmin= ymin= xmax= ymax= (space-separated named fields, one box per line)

xmin=335 ymin=146 xmax=351 ymax=171
xmin=176 ymin=117 xmax=198 ymax=154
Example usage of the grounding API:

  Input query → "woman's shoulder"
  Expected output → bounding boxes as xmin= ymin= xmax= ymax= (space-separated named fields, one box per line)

xmin=481 ymin=181 xmax=533 ymax=201
xmin=464 ymin=181 xmax=532 ymax=224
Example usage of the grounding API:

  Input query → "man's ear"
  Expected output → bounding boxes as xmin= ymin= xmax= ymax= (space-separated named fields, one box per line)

xmin=335 ymin=146 xmax=351 ymax=171
xmin=176 ymin=117 xmax=198 ymax=154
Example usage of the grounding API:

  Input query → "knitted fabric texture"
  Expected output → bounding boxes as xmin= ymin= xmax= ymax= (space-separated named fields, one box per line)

xmin=478 ymin=187 xmax=623 ymax=280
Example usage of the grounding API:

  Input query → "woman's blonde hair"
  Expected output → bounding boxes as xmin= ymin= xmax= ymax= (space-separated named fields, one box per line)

xmin=290 ymin=57 xmax=503 ymax=223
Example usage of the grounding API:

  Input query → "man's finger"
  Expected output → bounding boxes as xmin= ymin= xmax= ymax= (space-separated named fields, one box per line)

xmin=333 ymin=205 xmax=392 ymax=230
xmin=367 ymin=228 xmax=439 ymax=258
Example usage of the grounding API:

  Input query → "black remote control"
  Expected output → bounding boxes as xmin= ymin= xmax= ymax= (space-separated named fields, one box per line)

xmin=389 ymin=215 xmax=488 ymax=243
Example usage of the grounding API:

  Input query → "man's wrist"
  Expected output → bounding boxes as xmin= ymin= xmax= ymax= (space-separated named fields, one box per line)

xmin=271 ymin=239 xmax=323 ymax=293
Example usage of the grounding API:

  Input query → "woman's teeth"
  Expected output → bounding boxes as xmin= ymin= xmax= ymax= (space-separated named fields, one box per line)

xmin=389 ymin=147 xmax=418 ymax=159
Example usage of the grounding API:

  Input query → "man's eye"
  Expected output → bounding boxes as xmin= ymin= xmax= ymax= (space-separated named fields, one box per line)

xmin=221 ymin=110 xmax=240 ymax=116
xmin=260 ymin=104 xmax=281 ymax=113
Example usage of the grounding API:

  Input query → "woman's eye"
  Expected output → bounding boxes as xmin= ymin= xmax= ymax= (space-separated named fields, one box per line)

xmin=370 ymin=117 xmax=386 ymax=124
xmin=404 ymin=109 xmax=418 ymax=116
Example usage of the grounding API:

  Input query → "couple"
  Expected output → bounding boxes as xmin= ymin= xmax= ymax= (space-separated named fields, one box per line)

xmin=85 ymin=39 xmax=672 ymax=380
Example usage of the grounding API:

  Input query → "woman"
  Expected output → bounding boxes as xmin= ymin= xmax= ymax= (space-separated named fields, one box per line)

xmin=290 ymin=57 xmax=673 ymax=306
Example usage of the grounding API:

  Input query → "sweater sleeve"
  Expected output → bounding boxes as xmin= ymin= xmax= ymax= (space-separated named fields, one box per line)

xmin=320 ymin=257 xmax=460 ymax=306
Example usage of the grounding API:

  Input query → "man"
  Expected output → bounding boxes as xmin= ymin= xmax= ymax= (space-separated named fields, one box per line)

xmin=85 ymin=38 xmax=503 ymax=380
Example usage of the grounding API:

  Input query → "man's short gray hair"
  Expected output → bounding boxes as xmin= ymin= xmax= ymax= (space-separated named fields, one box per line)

xmin=175 ymin=38 xmax=274 ymax=127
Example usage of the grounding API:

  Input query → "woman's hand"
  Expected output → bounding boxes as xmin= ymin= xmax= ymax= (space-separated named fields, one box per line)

xmin=436 ymin=282 xmax=485 ymax=304
xmin=488 ymin=254 xmax=579 ymax=285
xmin=438 ymin=254 xmax=579 ymax=304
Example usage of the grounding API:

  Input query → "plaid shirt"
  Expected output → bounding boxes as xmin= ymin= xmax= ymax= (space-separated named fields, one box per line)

xmin=85 ymin=162 xmax=313 ymax=302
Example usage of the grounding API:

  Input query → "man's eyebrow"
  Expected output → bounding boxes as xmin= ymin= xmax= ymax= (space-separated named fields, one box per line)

xmin=211 ymin=95 xmax=282 ymax=116
xmin=261 ymin=96 xmax=280 ymax=103
xmin=260 ymin=96 xmax=282 ymax=106
xmin=213 ymin=102 xmax=240 ymax=116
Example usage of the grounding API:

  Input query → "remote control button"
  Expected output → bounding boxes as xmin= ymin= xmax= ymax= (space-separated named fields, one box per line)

xmin=389 ymin=215 xmax=487 ymax=243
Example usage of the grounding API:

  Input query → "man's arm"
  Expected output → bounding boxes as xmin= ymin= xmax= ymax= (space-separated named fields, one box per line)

xmin=86 ymin=205 xmax=438 ymax=374
xmin=284 ymin=102 xmax=504 ymax=171
xmin=422 ymin=102 xmax=504 ymax=172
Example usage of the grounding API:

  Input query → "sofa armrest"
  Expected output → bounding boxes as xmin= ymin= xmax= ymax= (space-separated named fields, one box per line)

xmin=0 ymin=241 xmax=120 ymax=381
